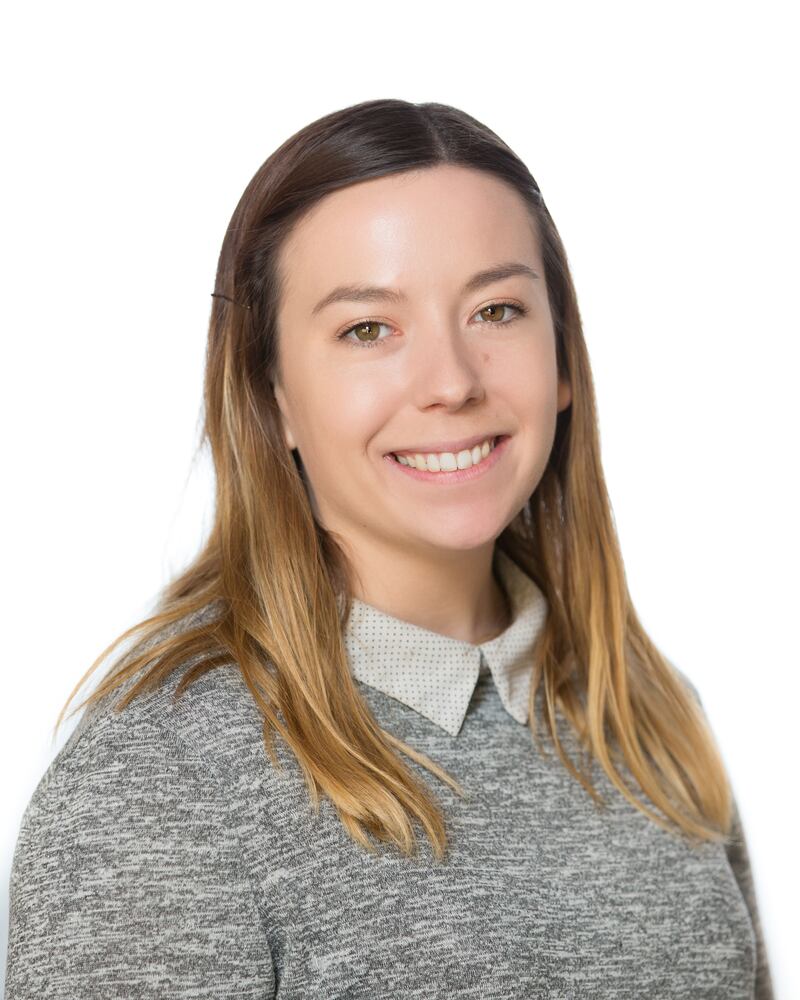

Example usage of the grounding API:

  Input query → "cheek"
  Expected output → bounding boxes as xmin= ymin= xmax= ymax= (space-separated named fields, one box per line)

xmin=501 ymin=348 xmax=561 ymax=446
xmin=307 ymin=370 xmax=392 ymax=461
xmin=498 ymin=334 xmax=557 ymax=398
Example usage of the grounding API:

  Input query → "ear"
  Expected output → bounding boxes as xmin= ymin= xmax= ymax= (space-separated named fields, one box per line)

xmin=271 ymin=380 xmax=298 ymax=451
xmin=557 ymin=375 xmax=572 ymax=412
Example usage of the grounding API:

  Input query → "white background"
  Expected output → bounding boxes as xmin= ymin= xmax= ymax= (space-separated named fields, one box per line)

xmin=1 ymin=1 xmax=797 ymax=994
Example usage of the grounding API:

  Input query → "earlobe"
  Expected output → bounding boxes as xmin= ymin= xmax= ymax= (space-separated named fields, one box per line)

xmin=557 ymin=377 xmax=572 ymax=412
xmin=272 ymin=381 xmax=297 ymax=451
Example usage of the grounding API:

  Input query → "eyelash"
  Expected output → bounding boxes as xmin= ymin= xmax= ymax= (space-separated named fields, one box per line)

xmin=335 ymin=300 xmax=528 ymax=350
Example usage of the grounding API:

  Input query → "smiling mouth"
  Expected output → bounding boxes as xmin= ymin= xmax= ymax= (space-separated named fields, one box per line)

xmin=388 ymin=435 xmax=507 ymax=472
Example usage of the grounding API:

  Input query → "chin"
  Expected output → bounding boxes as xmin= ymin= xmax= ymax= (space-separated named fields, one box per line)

xmin=409 ymin=522 xmax=506 ymax=555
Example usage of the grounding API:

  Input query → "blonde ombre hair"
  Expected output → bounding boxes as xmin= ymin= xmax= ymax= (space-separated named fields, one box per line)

xmin=56 ymin=98 xmax=732 ymax=859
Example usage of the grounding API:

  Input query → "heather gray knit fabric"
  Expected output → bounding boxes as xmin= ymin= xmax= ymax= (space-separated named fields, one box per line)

xmin=5 ymin=564 xmax=773 ymax=997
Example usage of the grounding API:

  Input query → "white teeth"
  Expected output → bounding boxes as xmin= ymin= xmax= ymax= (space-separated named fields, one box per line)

xmin=394 ymin=437 xmax=497 ymax=472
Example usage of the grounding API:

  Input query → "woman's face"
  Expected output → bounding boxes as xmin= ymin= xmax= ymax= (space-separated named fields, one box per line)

xmin=273 ymin=164 xmax=571 ymax=561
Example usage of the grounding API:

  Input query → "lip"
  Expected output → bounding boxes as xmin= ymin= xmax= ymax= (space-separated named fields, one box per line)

xmin=384 ymin=433 xmax=511 ymax=484
xmin=385 ymin=432 xmax=507 ymax=458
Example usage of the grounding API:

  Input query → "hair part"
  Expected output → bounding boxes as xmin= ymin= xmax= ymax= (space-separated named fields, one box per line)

xmin=56 ymin=98 xmax=732 ymax=859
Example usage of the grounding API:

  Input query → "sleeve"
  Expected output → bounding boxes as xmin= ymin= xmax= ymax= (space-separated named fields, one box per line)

xmin=724 ymin=797 xmax=775 ymax=1000
xmin=5 ymin=715 xmax=276 ymax=999
xmin=669 ymin=662 xmax=775 ymax=1000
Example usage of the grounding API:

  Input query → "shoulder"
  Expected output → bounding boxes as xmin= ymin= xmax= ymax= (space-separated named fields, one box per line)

xmin=10 ymin=661 xmax=274 ymax=930
xmin=15 ymin=687 xmax=234 ymax=863
xmin=67 ymin=603 xmax=277 ymax=783
xmin=16 ymin=634 xmax=283 ymax=862
xmin=7 ymin=671 xmax=278 ymax=997
xmin=68 ymin=664 xmax=271 ymax=796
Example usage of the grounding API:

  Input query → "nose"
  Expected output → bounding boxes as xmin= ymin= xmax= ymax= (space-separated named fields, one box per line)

xmin=408 ymin=319 xmax=485 ymax=411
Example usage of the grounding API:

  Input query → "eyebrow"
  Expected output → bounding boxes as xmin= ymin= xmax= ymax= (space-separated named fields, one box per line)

xmin=310 ymin=261 xmax=541 ymax=317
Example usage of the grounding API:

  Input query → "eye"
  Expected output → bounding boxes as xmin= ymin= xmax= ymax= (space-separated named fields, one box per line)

xmin=336 ymin=319 xmax=394 ymax=349
xmin=472 ymin=301 xmax=527 ymax=324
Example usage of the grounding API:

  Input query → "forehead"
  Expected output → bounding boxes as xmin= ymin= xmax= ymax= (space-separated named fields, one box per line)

xmin=278 ymin=165 xmax=541 ymax=308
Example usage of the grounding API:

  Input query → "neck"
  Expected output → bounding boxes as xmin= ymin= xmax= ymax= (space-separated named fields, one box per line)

xmin=343 ymin=538 xmax=512 ymax=646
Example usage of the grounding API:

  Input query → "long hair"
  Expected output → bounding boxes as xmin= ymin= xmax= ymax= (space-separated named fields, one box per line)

xmin=55 ymin=98 xmax=732 ymax=859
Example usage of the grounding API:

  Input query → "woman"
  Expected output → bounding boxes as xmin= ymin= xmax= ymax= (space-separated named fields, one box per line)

xmin=6 ymin=99 xmax=773 ymax=998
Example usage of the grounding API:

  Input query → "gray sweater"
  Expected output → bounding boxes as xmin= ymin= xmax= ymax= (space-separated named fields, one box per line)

xmin=5 ymin=558 xmax=773 ymax=997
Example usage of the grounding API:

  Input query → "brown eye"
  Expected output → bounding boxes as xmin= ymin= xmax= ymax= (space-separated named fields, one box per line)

xmin=352 ymin=321 xmax=382 ymax=342
xmin=337 ymin=318 xmax=393 ymax=349
xmin=475 ymin=302 xmax=523 ymax=324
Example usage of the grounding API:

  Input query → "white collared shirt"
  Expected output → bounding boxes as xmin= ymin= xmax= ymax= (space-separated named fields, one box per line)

xmin=344 ymin=548 xmax=549 ymax=736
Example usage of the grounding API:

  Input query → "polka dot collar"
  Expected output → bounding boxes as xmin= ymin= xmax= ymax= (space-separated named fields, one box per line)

xmin=344 ymin=549 xmax=549 ymax=736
